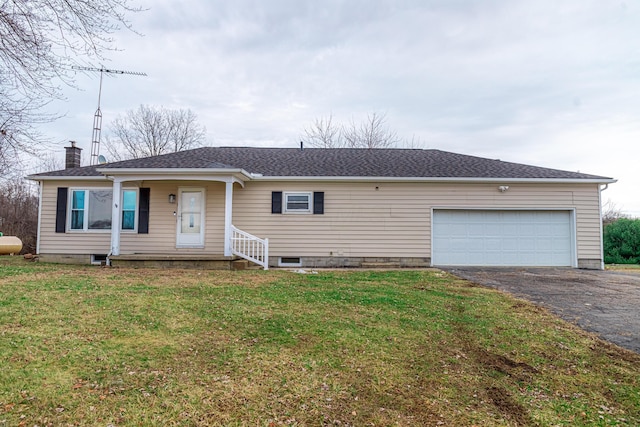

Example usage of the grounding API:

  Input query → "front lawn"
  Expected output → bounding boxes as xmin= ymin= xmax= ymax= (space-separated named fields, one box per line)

xmin=1 ymin=258 xmax=638 ymax=426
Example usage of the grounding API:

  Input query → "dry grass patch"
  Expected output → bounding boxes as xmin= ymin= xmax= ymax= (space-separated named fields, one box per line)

xmin=0 ymin=257 xmax=639 ymax=426
xmin=607 ymin=264 xmax=640 ymax=273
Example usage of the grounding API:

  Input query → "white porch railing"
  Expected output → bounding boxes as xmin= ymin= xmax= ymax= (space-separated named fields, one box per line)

xmin=230 ymin=225 xmax=269 ymax=270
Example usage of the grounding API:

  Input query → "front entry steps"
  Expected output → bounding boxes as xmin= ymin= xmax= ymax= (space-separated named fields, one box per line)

xmin=109 ymin=254 xmax=262 ymax=270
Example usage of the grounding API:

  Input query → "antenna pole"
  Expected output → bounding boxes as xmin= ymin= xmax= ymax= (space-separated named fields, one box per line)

xmin=73 ymin=66 xmax=147 ymax=165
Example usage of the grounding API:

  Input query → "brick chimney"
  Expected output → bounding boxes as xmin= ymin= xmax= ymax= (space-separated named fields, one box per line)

xmin=65 ymin=141 xmax=82 ymax=169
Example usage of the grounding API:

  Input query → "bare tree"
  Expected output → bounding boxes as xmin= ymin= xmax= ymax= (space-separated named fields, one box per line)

xmin=0 ymin=178 xmax=39 ymax=254
xmin=0 ymin=0 xmax=142 ymax=171
xmin=342 ymin=112 xmax=400 ymax=148
xmin=36 ymin=152 xmax=65 ymax=173
xmin=302 ymin=112 xmax=402 ymax=149
xmin=303 ymin=114 xmax=342 ymax=148
xmin=400 ymin=134 xmax=426 ymax=149
xmin=602 ymin=199 xmax=629 ymax=226
xmin=104 ymin=105 xmax=206 ymax=160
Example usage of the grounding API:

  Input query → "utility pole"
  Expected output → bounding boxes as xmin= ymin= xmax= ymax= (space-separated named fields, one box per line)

xmin=73 ymin=66 xmax=147 ymax=165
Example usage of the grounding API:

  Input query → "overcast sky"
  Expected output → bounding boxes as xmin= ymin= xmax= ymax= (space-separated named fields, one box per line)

xmin=44 ymin=0 xmax=640 ymax=216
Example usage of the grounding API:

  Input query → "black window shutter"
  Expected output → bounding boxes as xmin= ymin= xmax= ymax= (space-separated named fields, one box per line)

xmin=55 ymin=187 xmax=68 ymax=233
xmin=313 ymin=192 xmax=324 ymax=215
xmin=138 ymin=188 xmax=150 ymax=234
xmin=272 ymin=191 xmax=282 ymax=214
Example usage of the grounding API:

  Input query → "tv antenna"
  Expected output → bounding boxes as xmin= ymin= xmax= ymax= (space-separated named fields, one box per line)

xmin=73 ymin=66 xmax=147 ymax=165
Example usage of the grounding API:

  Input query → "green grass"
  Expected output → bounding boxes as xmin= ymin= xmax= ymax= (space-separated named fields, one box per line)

xmin=1 ymin=257 xmax=639 ymax=426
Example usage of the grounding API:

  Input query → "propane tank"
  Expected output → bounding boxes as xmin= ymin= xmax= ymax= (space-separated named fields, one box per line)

xmin=0 ymin=233 xmax=23 ymax=255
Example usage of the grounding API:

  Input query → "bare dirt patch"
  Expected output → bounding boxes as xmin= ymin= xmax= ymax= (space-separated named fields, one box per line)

xmin=486 ymin=386 xmax=531 ymax=426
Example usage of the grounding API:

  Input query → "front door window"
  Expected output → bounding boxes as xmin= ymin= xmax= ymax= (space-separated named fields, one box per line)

xmin=176 ymin=188 xmax=205 ymax=247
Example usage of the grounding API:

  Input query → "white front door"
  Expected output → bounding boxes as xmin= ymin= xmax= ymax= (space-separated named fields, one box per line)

xmin=176 ymin=188 xmax=205 ymax=248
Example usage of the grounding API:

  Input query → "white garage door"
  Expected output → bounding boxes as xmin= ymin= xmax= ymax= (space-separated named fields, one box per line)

xmin=432 ymin=210 xmax=573 ymax=267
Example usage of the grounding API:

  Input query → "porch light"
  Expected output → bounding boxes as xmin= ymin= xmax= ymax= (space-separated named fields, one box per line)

xmin=168 ymin=193 xmax=176 ymax=204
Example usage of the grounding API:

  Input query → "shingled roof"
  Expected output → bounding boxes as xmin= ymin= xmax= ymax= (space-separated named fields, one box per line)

xmin=30 ymin=147 xmax=612 ymax=180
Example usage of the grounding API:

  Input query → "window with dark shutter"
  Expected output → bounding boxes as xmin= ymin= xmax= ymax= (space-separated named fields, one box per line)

xmin=271 ymin=191 xmax=282 ymax=214
xmin=313 ymin=192 xmax=324 ymax=214
xmin=55 ymin=187 xmax=68 ymax=233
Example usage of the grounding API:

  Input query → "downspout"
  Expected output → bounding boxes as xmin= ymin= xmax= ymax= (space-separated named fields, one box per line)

xmin=224 ymin=181 xmax=233 ymax=257
xmin=598 ymin=184 xmax=609 ymax=270
xmin=36 ymin=181 xmax=43 ymax=255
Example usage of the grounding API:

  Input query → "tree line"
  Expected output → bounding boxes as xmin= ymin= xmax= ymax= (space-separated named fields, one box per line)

xmin=602 ymin=201 xmax=640 ymax=264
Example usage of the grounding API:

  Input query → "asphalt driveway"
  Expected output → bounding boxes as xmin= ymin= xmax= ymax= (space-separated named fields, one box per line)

xmin=442 ymin=267 xmax=640 ymax=353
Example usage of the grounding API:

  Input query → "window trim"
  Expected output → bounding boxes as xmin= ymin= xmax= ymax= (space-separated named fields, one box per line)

xmin=91 ymin=254 xmax=108 ymax=265
xmin=121 ymin=189 xmax=139 ymax=232
xmin=283 ymin=192 xmax=312 ymax=214
xmin=66 ymin=187 xmax=139 ymax=233
xmin=69 ymin=189 xmax=87 ymax=231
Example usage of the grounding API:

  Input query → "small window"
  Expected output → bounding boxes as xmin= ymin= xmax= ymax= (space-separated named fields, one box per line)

xmin=70 ymin=190 xmax=85 ymax=230
xmin=122 ymin=190 xmax=137 ymax=230
xmin=279 ymin=257 xmax=302 ymax=267
xmin=284 ymin=192 xmax=312 ymax=213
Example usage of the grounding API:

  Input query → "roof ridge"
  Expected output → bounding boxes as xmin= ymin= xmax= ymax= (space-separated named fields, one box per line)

xmin=27 ymin=146 xmax=613 ymax=181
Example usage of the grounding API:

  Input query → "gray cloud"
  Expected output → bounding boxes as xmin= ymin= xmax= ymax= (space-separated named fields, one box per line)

xmin=42 ymin=0 xmax=640 ymax=214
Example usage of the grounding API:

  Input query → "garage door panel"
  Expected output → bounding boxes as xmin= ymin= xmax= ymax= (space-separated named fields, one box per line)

xmin=502 ymin=224 xmax=518 ymax=234
xmin=502 ymin=238 xmax=519 ymax=250
xmin=468 ymin=224 xmax=485 ymax=236
xmin=433 ymin=210 xmax=573 ymax=267
xmin=485 ymin=238 xmax=502 ymax=250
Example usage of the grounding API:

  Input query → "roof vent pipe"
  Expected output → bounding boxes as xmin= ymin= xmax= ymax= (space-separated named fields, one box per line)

xmin=300 ymin=141 xmax=304 ymax=151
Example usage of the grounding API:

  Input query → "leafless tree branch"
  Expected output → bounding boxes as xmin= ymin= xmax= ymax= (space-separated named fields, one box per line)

xmin=302 ymin=112 xmax=405 ymax=149
xmin=0 ymin=0 xmax=143 ymax=172
xmin=0 ymin=177 xmax=39 ymax=253
xmin=602 ymin=199 xmax=629 ymax=226
xmin=104 ymin=105 xmax=206 ymax=160
xmin=303 ymin=114 xmax=342 ymax=148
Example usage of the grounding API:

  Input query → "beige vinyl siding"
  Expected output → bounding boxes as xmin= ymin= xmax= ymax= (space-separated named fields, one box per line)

xmin=39 ymin=180 xmax=113 ymax=254
xmin=232 ymin=181 xmax=602 ymax=260
xmin=39 ymin=179 xmax=602 ymax=262
xmin=119 ymin=181 xmax=225 ymax=254
xmin=39 ymin=180 xmax=226 ymax=255
xmin=234 ymin=182 xmax=428 ymax=257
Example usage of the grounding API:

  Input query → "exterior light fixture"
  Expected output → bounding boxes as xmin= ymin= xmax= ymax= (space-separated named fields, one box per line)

xmin=168 ymin=193 xmax=176 ymax=204
xmin=498 ymin=185 xmax=509 ymax=192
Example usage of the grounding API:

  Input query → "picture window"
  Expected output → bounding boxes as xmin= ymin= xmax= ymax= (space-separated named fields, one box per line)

xmin=68 ymin=188 xmax=138 ymax=231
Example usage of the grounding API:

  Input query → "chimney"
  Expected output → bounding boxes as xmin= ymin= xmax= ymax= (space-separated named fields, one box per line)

xmin=65 ymin=141 xmax=82 ymax=169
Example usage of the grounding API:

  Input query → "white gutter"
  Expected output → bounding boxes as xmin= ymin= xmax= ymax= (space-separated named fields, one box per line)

xmin=28 ymin=168 xmax=617 ymax=185
xmin=26 ymin=175 xmax=110 ymax=182
xmin=249 ymin=175 xmax=618 ymax=184
xmin=27 ymin=173 xmax=617 ymax=185
xmin=26 ymin=168 xmax=254 ymax=182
